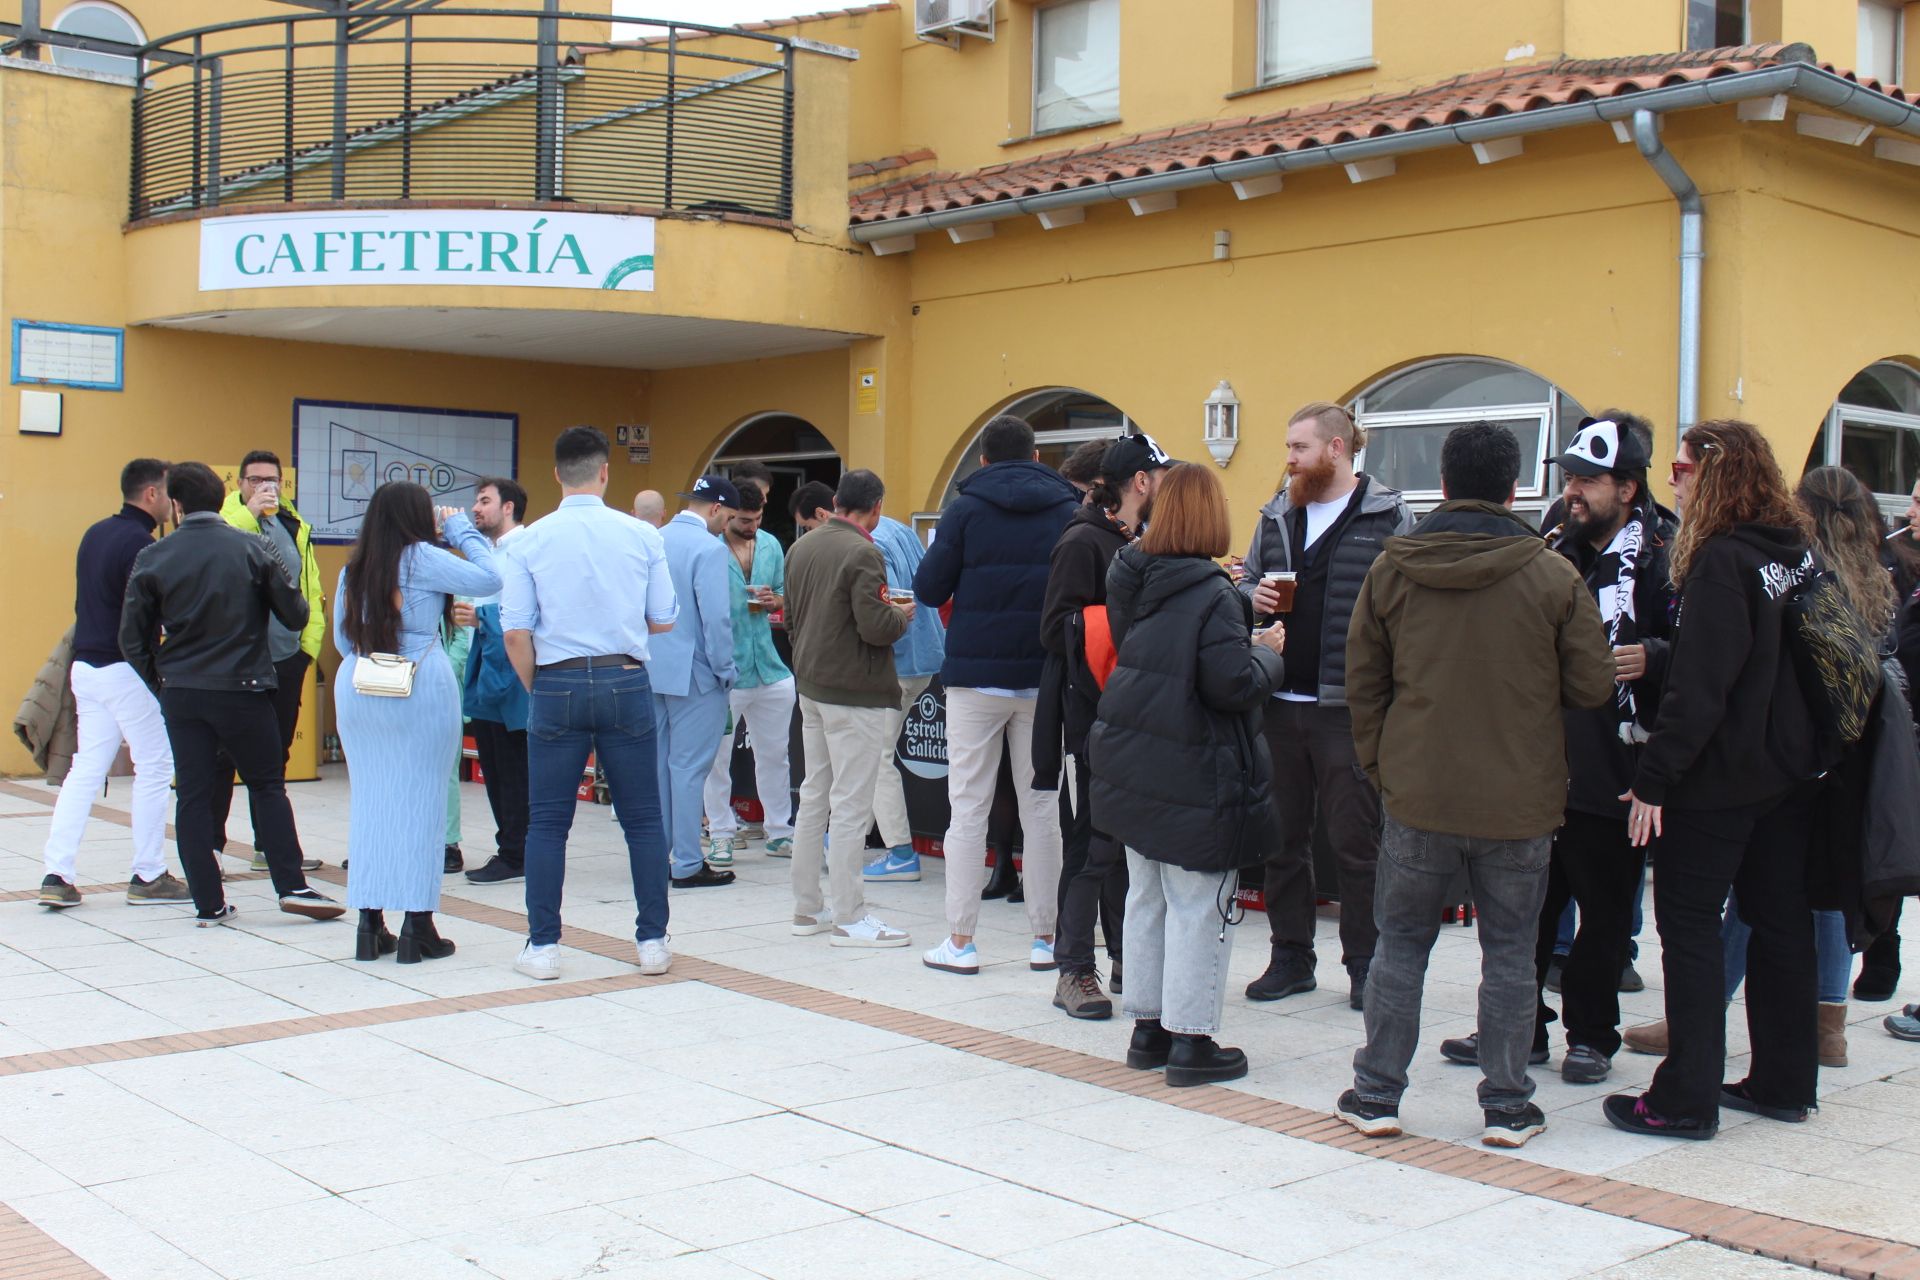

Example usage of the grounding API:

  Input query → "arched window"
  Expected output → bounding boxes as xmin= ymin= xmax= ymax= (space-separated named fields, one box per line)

xmin=938 ymin=387 xmax=1132 ymax=508
xmin=1811 ymin=361 xmax=1920 ymax=514
xmin=1350 ymin=357 xmax=1588 ymax=516
xmin=704 ymin=412 xmax=840 ymax=545
xmin=49 ymin=2 xmax=144 ymax=78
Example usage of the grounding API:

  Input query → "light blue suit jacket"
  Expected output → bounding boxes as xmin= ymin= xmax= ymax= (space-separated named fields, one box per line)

xmin=650 ymin=511 xmax=737 ymax=697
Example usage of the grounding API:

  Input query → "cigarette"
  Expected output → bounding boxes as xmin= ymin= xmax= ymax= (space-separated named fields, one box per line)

xmin=1887 ymin=526 xmax=1909 ymax=541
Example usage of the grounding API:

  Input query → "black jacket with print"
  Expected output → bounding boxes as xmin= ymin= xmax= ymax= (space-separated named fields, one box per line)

xmin=1630 ymin=523 xmax=1819 ymax=810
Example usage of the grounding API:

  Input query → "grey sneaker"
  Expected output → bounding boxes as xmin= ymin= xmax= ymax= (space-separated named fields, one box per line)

xmin=38 ymin=874 xmax=80 ymax=909
xmin=1562 ymin=1045 xmax=1612 ymax=1084
xmin=126 ymin=871 xmax=191 ymax=905
xmin=253 ymin=851 xmax=323 ymax=872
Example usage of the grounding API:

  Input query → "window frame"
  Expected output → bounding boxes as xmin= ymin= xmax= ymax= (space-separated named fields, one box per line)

xmin=1257 ymin=0 xmax=1375 ymax=90
xmin=47 ymin=1 xmax=146 ymax=78
xmin=1683 ymin=0 xmax=1749 ymax=51
xmin=1351 ymin=403 xmax=1555 ymax=509
xmin=1858 ymin=0 xmax=1905 ymax=85
xmin=1031 ymin=0 xmax=1122 ymax=139
xmin=1824 ymin=402 xmax=1920 ymax=518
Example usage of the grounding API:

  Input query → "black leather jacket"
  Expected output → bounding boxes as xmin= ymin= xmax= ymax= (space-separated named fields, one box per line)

xmin=120 ymin=512 xmax=310 ymax=694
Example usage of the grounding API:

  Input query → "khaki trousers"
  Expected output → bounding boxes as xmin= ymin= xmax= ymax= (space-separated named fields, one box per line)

xmin=791 ymin=695 xmax=888 ymax=925
xmin=940 ymin=687 xmax=1061 ymax=939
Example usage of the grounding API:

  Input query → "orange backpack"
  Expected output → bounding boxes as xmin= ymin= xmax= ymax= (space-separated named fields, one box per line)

xmin=1082 ymin=605 xmax=1119 ymax=691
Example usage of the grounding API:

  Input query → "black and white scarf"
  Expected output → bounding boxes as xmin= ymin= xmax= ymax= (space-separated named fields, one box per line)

xmin=1590 ymin=510 xmax=1649 ymax=743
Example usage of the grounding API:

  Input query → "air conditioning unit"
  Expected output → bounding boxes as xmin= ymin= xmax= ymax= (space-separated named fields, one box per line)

xmin=915 ymin=0 xmax=994 ymax=47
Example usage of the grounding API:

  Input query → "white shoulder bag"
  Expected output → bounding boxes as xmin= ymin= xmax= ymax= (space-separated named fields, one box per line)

xmin=352 ymin=652 xmax=416 ymax=698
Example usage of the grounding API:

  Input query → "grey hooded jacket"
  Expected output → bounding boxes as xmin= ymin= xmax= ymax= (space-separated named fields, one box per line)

xmin=1235 ymin=473 xmax=1413 ymax=706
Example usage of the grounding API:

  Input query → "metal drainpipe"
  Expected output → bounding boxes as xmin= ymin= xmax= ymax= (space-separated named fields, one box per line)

xmin=1632 ymin=108 xmax=1703 ymax=435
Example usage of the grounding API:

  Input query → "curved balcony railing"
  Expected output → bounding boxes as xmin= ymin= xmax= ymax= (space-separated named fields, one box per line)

xmin=130 ymin=8 xmax=795 ymax=222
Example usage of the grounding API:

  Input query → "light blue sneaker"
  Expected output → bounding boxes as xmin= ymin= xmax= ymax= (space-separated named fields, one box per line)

xmin=863 ymin=846 xmax=922 ymax=882
xmin=923 ymin=937 xmax=979 ymax=975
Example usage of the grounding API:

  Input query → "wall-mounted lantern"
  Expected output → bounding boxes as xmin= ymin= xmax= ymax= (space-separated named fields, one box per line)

xmin=1204 ymin=380 xmax=1240 ymax=467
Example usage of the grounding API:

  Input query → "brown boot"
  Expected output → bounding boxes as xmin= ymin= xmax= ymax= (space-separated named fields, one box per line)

xmin=1622 ymin=1020 xmax=1669 ymax=1056
xmin=1819 ymin=1001 xmax=1849 ymax=1068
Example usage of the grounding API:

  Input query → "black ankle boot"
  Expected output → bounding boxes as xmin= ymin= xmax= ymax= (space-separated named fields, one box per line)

xmin=1856 ymin=930 xmax=1902 ymax=1001
xmin=397 ymin=911 xmax=456 ymax=964
xmin=982 ymin=849 xmax=1017 ymax=900
xmin=1126 ymin=1018 xmax=1172 ymax=1070
xmin=1166 ymin=1034 xmax=1249 ymax=1088
xmin=1246 ymin=945 xmax=1316 ymax=1002
xmin=354 ymin=910 xmax=396 ymax=962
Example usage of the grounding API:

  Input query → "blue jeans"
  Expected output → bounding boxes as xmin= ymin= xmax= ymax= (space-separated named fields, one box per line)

xmin=525 ymin=665 xmax=667 ymax=946
xmin=652 ymin=687 xmax=730 ymax=877
xmin=1555 ymin=869 xmax=1645 ymax=961
xmin=1723 ymin=894 xmax=1851 ymax=1004
xmin=1355 ymin=814 xmax=1552 ymax=1114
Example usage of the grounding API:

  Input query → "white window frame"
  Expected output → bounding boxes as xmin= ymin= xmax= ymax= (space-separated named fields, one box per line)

xmin=1858 ymin=0 xmax=1906 ymax=85
xmin=48 ymin=1 xmax=146 ymax=77
xmin=1031 ymin=0 xmax=1122 ymax=138
xmin=1823 ymin=401 xmax=1920 ymax=518
xmin=1353 ymin=403 xmax=1556 ymax=513
xmin=1258 ymin=0 xmax=1374 ymax=89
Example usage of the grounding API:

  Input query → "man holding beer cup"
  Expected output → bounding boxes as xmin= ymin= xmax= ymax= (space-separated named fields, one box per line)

xmin=1240 ymin=402 xmax=1412 ymax=1011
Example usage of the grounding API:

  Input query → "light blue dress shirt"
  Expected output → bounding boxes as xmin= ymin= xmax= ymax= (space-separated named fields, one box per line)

xmin=872 ymin=514 xmax=946 ymax=681
xmin=498 ymin=493 xmax=678 ymax=663
xmin=649 ymin=510 xmax=737 ymax=697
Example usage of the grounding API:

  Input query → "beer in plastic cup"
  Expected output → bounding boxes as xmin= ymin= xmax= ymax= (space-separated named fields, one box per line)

xmin=1263 ymin=571 xmax=1298 ymax=613
xmin=887 ymin=587 xmax=915 ymax=607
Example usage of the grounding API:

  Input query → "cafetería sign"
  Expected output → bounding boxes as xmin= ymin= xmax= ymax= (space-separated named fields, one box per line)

xmin=198 ymin=210 xmax=655 ymax=293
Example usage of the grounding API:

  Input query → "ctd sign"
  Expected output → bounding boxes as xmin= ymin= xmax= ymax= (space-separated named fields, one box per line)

xmin=198 ymin=210 xmax=656 ymax=292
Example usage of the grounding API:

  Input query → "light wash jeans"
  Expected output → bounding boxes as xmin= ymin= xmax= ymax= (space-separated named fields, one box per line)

xmin=702 ymin=677 xmax=798 ymax=843
xmin=1353 ymin=814 xmax=1552 ymax=1114
xmin=1120 ymin=849 xmax=1238 ymax=1036
xmin=1723 ymin=893 xmax=1852 ymax=1004
xmin=43 ymin=661 xmax=174 ymax=883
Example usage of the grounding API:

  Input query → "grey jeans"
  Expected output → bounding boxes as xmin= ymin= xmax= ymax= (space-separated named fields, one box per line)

xmin=1352 ymin=813 xmax=1552 ymax=1114
xmin=1121 ymin=849 xmax=1239 ymax=1036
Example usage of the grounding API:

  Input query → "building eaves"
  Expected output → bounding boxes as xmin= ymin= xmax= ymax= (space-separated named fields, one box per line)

xmin=848 ymin=43 xmax=1918 ymax=240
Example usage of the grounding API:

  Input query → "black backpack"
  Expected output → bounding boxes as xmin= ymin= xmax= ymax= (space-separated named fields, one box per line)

xmin=1783 ymin=570 xmax=1883 ymax=771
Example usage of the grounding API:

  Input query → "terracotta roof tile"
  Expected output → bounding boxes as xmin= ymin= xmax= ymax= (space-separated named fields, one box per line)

xmin=849 ymin=43 xmax=1905 ymax=225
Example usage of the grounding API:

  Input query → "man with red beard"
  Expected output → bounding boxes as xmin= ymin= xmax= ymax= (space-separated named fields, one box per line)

xmin=1242 ymin=402 xmax=1412 ymax=1010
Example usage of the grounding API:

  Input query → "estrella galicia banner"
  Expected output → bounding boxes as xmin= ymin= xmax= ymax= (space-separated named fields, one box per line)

xmin=198 ymin=210 xmax=656 ymax=292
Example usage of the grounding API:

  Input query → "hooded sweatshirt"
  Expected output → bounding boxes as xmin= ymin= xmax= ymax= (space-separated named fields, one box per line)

xmin=1629 ymin=524 xmax=1819 ymax=809
xmin=914 ymin=459 xmax=1079 ymax=689
xmin=1346 ymin=500 xmax=1617 ymax=840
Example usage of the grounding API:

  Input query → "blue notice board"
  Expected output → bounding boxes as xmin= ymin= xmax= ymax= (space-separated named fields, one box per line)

xmin=11 ymin=320 xmax=125 ymax=391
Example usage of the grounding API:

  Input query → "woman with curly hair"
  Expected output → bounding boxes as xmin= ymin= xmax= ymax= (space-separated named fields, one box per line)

xmin=1606 ymin=420 xmax=1823 ymax=1140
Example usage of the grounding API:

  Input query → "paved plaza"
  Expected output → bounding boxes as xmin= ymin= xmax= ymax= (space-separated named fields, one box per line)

xmin=0 ymin=771 xmax=1916 ymax=1280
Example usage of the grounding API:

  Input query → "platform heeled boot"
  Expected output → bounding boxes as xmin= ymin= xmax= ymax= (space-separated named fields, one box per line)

xmin=396 ymin=911 xmax=457 ymax=964
xmin=354 ymin=909 xmax=396 ymax=962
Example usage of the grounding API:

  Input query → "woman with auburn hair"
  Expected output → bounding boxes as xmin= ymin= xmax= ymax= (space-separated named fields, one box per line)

xmin=334 ymin=482 xmax=501 ymax=964
xmin=1607 ymin=421 xmax=1823 ymax=1140
xmin=1088 ymin=463 xmax=1287 ymax=1086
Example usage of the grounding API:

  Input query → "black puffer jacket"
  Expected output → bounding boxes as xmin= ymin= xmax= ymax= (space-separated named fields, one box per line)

xmin=1089 ymin=546 xmax=1284 ymax=873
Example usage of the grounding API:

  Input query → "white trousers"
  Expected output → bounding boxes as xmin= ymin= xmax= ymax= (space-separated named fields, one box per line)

xmin=702 ymin=677 xmax=797 ymax=841
xmin=43 ymin=661 xmax=174 ymax=882
xmin=791 ymin=696 xmax=887 ymax=925
xmin=940 ymin=687 xmax=1061 ymax=940
xmin=872 ymin=674 xmax=931 ymax=849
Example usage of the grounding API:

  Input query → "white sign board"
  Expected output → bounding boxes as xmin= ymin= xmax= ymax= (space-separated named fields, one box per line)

xmin=12 ymin=320 xmax=123 ymax=390
xmin=294 ymin=399 xmax=518 ymax=545
xmin=200 ymin=210 xmax=656 ymax=292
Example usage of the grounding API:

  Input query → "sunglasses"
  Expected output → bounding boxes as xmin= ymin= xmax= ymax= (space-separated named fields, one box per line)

xmin=1669 ymin=460 xmax=1697 ymax=482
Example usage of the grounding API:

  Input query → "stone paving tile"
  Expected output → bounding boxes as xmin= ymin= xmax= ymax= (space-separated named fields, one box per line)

xmin=0 ymin=775 xmax=1893 ymax=1279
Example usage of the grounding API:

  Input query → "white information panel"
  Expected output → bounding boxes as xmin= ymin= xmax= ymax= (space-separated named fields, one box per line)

xmin=294 ymin=399 xmax=517 ymax=545
xmin=12 ymin=321 xmax=124 ymax=390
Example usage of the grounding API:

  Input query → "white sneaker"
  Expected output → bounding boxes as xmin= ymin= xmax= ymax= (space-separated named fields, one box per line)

xmin=831 ymin=915 xmax=911 ymax=948
xmin=1030 ymin=938 xmax=1058 ymax=972
xmin=707 ymin=835 xmax=735 ymax=869
xmin=923 ymin=937 xmax=980 ymax=973
xmin=792 ymin=913 xmax=835 ymax=936
xmin=636 ymin=936 xmax=672 ymax=975
xmin=514 ymin=941 xmax=561 ymax=981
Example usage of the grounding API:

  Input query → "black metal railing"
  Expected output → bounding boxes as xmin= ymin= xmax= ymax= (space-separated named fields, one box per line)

xmin=130 ymin=7 xmax=796 ymax=222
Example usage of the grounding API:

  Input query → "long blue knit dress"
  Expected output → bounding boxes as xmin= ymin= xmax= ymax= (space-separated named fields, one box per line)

xmin=334 ymin=513 xmax=501 ymax=912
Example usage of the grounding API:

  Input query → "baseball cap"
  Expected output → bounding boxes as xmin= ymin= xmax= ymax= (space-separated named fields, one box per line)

xmin=1100 ymin=431 xmax=1177 ymax=482
xmin=679 ymin=475 xmax=743 ymax=507
xmin=1551 ymin=417 xmax=1651 ymax=478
